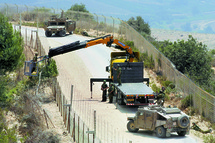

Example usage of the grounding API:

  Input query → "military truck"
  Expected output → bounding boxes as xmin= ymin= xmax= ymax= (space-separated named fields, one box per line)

xmin=44 ymin=11 xmax=76 ymax=37
xmin=127 ymin=105 xmax=190 ymax=138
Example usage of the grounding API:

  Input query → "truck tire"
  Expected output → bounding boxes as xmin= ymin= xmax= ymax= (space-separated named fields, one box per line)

xmin=177 ymin=131 xmax=186 ymax=136
xmin=127 ymin=120 xmax=139 ymax=132
xmin=59 ymin=30 xmax=66 ymax=37
xmin=156 ymin=126 xmax=166 ymax=138
xmin=177 ymin=115 xmax=189 ymax=128
xmin=117 ymin=91 xmax=122 ymax=105
xmin=45 ymin=30 xmax=52 ymax=37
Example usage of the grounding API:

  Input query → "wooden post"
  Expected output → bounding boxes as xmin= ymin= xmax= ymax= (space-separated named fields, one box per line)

xmin=93 ymin=110 xmax=96 ymax=143
xmin=78 ymin=116 xmax=80 ymax=143
xmin=83 ymin=122 xmax=84 ymax=143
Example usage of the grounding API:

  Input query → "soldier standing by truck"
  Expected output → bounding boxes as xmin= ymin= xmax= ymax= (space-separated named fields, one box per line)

xmin=113 ymin=65 xmax=121 ymax=86
xmin=108 ymin=83 xmax=114 ymax=103
xmin=101 ymin=80 xmax=108 ymax=102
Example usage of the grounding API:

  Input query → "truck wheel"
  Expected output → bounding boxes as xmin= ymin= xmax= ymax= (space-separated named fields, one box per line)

xmin=177 ymin=115 xmax=189 ymax=128
xmin=177 ymin=131 xmax=186 ymax=136
xmin=59 ymin=30 xmax=66 ymax=37
xmin=45 ymin=31 xmax=52 ymax=37
xmin=156 ymin=126 xmax=166 ymax=138
xmin=127 ymin=120 xmax=139 ymax=132
xmin=117 ymin=91 xmax=125 ymax=105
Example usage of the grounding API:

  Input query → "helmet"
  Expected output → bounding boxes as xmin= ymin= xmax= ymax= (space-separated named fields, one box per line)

xmin=35 ymin=52 xmax=38 ymax=55
xmin=103 ymin=80 xmax=106 ymax=82
xmin=192 ymin=122 xmax=195 ymax=124
xmin=162 ymin=86 xmax=165 ymax=91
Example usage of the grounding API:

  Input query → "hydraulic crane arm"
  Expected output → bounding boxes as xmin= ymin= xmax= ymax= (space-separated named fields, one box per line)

xmin=48 ymin=34 xmax=135 ymax=62
xmin=24 ymin=34 xmax=135 ymax=76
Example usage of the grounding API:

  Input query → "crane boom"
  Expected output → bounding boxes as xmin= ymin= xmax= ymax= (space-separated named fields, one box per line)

xmin=24 ymin=34 xmax=136 ymax=76
xmin=48 ymin=34 xmax=135 ymax=62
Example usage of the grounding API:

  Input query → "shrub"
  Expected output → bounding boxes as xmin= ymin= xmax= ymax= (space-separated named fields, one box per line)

xmin=41 ymin=59 xmax=58 ymax=78
xmin=180 ymin=94 xmax=193 ymax=110
xmin=203 ymin=134 xmax=215 ymax=143
xmin=151 ymin=83 xmax=160 ymax=93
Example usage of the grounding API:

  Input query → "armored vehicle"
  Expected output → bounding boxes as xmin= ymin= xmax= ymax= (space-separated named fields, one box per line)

xmin=127 ymin=105 xmax=190 ymax=138
xmin=44 ymin=11 xmax=76 ymax=37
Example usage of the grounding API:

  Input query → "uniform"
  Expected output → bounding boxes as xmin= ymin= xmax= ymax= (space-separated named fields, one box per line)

xmin=116 ymin=67 xmax=121 ymax=86
xmin=108 ymin=84 xmax=114 ymax=103
xmin=156 ymin=87 xmax=165 ymax=106
xmin=191 ymin=122 xmax=212 ymax=134
xmin=101 ymin=81 xmax=108 ymax=102
xmin=31 ymin=53 xmax=38 ymax=73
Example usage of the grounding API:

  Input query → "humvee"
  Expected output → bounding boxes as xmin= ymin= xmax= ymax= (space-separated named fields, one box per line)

xmin=127 ymin=105 xmax=190 ymax=138
xmin=44 ymin=11 xmax=76 ymax=37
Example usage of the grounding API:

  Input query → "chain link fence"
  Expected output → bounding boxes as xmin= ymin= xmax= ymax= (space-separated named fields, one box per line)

xmin=4 ymin=3 xmax=215 ymax=138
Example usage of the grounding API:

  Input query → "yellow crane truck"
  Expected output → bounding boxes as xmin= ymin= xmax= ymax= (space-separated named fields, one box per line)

xmin=24 ymin=35 xmax=155 ymax=106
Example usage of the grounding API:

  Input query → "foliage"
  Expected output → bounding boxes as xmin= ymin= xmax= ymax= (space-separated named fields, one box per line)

xmin=127 ymin=16 xmax=151 ymax=35
xmin=0 ymin=77 xmax=8 ymax=107
xmin=158 ymin=35 xmax=213 ymax=85
xmin=180 ymin=94 xmax=193 ymax=110
xmin=0 ymin=14 xmax=25 ymax=75
xmin=208 ymin=49 xmax=215 ymax=67
xmin=0 ymin=108 xmax=19 ymax=142
xmin=151 ymin=83 xmax=160 ymax=93
xmin=68 ymin=3 xmax=89 ymax=13
xmin=21 ymin=22 xmax=45 ymax=28
xmin=66 ymin=3 xmax=94 ymax=21
xmin=203 ymin=134 xmax=215 ymax=143
xmin=41 ymin=59 xmax=58 ymax=78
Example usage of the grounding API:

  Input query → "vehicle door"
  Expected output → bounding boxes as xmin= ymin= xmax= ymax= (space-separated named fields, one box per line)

xmin=136 ymin=111 xmax=145 ymax=128
xmin=145 ymin=111 xmax=154 ymax=129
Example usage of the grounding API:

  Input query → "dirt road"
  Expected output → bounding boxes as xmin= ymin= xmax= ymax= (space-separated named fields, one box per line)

xmin=22 ymin=26 xmax=202 ymax=143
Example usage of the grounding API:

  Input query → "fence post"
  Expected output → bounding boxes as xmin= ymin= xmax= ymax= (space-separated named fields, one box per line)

xmin=78 ymin=116 xmax=80 ymax=143
xmin=110 ymin=16 xmax=114 ymax=37
xmin=93 ymin=110 xmax=96 ymax=143
xmin=94 ymin=13 xmax=98 ymax=37
xmin=83 ymin=122 xmax=84 ymax=143
xmin=73 ymin=113 xmax=76 ymax=142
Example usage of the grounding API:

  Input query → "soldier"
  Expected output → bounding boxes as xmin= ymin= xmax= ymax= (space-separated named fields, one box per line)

xmin=101 ymin=80 xmax=108 ymax=102
xmin=191 ymin=122 xmax=212 ymax=134
xmin=113 ymin=64 xmax=121 ymax=86
xmin=108 ymin=83 xmax=114 ymax=103
xmin=156 ymin=86 xmax=165 ymax=106
xmin=31 ymin=52 xmax=38 ymax=73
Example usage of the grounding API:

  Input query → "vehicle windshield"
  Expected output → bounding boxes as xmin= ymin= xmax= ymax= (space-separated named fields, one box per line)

xmin=58 ymin=22 xmax=65 ymax=26
xmin=50 ymin=22 xmax=57 ymax=25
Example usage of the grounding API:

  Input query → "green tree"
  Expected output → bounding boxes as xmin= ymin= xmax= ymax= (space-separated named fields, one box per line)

xmin=159 ymin=35 xmax=213 ymax=85
xmin=0 ymin=14 xmax=25 ymax=75
xmin=127 ymin=16 xmax=151 ymax=35
xmin=66 ymin=3 xmax=93 ymax=21
xmin=68 ymin=3 xmax=89 ymax=13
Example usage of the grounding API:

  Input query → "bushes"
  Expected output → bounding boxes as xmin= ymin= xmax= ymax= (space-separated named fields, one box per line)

xmin=180 ymin=94 xmax=193 ymax=110
xmin=41 ymin=59 xmax=58 ymax=78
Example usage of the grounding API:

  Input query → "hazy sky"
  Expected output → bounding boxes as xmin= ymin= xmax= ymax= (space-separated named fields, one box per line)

xmin=1 ymin=0 xmax=215 ymax=32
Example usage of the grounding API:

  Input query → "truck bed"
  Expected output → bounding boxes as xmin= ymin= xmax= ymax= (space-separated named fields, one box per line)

xmin=115 ymin=82 xmax=154 ymax=95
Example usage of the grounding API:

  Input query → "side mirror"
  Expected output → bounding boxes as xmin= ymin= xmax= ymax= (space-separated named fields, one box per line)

xmin=106 ymin=66 xmax=110 ymax=72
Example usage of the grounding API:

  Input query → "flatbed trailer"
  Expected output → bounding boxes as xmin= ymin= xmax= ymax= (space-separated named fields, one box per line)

xmin=114 ymin=82 xmax=154 ymax=106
